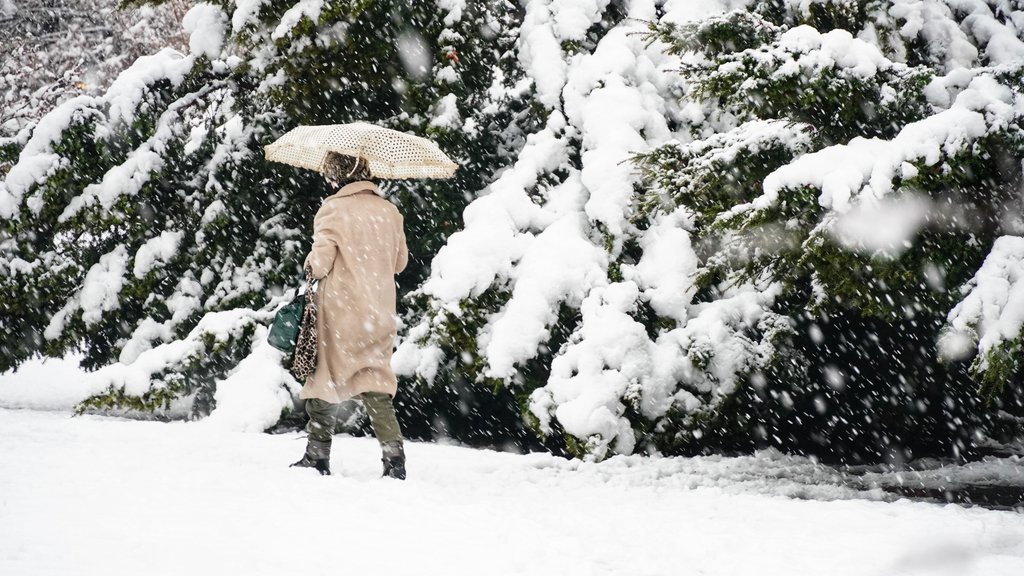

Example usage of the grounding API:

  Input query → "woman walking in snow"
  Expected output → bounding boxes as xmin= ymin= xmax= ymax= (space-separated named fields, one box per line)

xmin=290 ymin=152 xmax=409 ymax=479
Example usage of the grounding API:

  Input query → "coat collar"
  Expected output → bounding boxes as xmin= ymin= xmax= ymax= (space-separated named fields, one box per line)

xmin=329 ymin=180 xmax=379 ymax=200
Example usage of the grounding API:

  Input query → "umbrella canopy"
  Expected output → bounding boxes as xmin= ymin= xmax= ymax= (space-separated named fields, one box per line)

xmin=263 ymin=122 xmax=458 ymax=180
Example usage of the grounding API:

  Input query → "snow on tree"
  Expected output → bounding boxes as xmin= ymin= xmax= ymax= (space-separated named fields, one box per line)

xmin=0 ymin=0 xmax=190 ymax=170
xmin=397 ymin=0 xmax=1024 ymax=461
xmin=0 ymin=0 xmax=527 ymax=430
xmin=943 ymin=235 xmax=1024 ymax=395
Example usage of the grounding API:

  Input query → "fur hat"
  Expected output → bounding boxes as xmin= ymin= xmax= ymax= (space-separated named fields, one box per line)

xmin=322 ymin=152 xmax=372 ymax=187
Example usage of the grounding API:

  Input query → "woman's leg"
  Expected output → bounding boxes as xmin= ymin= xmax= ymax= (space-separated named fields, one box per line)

xmin=361 ymin=391 xmax=406 ymax=479
xmin=304 ymin=398 xmax=339 ymax=458
xmin=361 ymin=391 xmax=403 ymax=444
xmin=291 ymin=398 xmax=337 ymax=475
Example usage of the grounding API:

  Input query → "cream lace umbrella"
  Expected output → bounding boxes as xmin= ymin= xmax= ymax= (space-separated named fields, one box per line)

xmin=264 ymin=122 xmax=458 ymax=179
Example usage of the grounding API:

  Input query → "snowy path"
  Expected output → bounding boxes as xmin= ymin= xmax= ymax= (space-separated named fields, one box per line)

xmin=1 ymin=409 xmax=1023 ymax=576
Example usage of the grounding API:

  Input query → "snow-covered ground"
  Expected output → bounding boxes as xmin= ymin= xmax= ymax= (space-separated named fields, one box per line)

xmin=1 ymin=407 xmax=1023 ymax=576
xmin=0 ymin=355 xmax=100 ymax=412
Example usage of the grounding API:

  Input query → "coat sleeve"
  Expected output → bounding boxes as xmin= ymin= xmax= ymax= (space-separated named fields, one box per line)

xmin=304 ymin=201 xmax=342 ymax=280
xmin=395 ymin=215 xmax=409 ymax=275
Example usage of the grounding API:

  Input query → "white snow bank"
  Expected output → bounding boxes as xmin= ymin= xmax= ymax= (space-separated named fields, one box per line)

xmin=2 ymin=408 xmax=1023 ymax=576
xmin=3 ymin=316 xmax=295 ymax=430
xmin=203 ymin=325 xmax=299 ymax=432
xmin=0 ymin=356 xmax=101 ymax=411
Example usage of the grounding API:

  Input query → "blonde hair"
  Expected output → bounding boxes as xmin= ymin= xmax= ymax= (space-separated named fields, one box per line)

xmin=322 ymin=152 xmax=372 ymax=188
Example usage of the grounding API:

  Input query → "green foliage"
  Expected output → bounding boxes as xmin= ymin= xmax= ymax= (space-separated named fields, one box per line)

xmin=643 ymin=10 xmax=779 ymax=57
xmin=628 ymin=0 xmax=1024 ymax=461
xmin=0 ymin=140 xmax=20 ymax=175
xmin=684 ymin=43 xmax=931 ymax=144
xmin=754 ymin=0 xmax=882 ymax=32
xmin=973 ymin=335 xmax=1024 ymax=401
xmin=634 ymin=121 xmax=815 ymax=229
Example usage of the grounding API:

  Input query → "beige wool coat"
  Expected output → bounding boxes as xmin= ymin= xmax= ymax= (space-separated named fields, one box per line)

xmin=299 ymin=180 xmax=408 ymax=403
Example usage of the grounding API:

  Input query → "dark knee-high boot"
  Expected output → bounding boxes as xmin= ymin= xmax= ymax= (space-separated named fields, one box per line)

xmin=291 ymin=438 xmax=332 ymax=475
xmin=381 ymin=441 xmax=406 ymax=480
xmin=292 ymin=398 xmax=337 ymax=475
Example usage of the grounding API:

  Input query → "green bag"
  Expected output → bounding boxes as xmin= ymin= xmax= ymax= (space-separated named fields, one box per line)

xmin=268 ymin=269 xmax=316 ymax=354
xmin=267 ymin=293 xmax=306 ymax=353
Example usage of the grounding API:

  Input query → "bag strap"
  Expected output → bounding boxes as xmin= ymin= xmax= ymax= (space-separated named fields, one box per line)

xmin=302 ymin=266 xmax=318 ymax=296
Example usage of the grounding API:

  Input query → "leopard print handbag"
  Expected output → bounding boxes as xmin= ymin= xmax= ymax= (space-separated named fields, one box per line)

xmin=290 ymin=268 xmax=319 ymax=380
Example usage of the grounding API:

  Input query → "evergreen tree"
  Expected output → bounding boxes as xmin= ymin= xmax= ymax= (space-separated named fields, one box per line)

xmin=398 ymin=0 xmax=1024 ymax=461
xmin=636 ymin=0 xmax=1024 ymax=463
xmin=0 ymin=0 xmax=529 ymax=430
